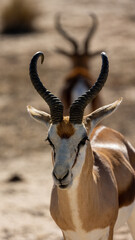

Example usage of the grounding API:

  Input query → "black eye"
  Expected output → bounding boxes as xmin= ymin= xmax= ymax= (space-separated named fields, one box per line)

xmin=46 ymin=137 xmax=55 ymax=149
xmin=78 ymin=136 xmax=89 ymax=150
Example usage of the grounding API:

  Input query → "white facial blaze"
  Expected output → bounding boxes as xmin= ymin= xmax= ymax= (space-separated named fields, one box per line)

xmin=48 ymin=124 xmax=88 ymax=181
xmin=72 ymin=142 xmax=87 ymax=178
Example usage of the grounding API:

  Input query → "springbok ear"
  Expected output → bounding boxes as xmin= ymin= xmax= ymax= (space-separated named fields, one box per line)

xmin=84 ymin=98 xmax=123 ymax=132
xmin=27 ymin=105 xmax=51 ymax=127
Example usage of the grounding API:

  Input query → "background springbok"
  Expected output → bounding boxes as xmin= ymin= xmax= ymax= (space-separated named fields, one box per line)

xmin=55 ymin=13 xmax=103 ymax=115
xmin=27 ymin=51 xmax=135 ymax=240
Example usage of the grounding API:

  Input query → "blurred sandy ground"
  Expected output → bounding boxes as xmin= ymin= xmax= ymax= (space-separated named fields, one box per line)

xmin=0 ymin=0 xmax=135 ymax=239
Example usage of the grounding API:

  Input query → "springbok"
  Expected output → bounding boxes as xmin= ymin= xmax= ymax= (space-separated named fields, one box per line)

xmin=27 ymin=51 xmax=135 ymax=240
xmin=55 ymin=13 xmax=103 ymax=115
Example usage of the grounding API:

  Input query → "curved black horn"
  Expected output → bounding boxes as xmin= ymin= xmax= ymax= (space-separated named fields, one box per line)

xmin=84 ymin=13 xmax=98 ymax=54
xmin=69 ymin=52 xmax=109 ymax=124
xmin=29 ymin=51 xmax=63 ymax=124
xmin=55 ymin=14 xmax=78 ymax=53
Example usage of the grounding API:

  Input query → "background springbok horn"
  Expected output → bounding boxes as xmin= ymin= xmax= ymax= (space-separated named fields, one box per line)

xmin=29 ymin=51 xmax=63 ymax=123
xmin=84 ymin=13 xmax=98 ymax=54
xmin=69 ymin=52 xmax=109 ymax=124
xmin=55 ymin=13 xmax=78 ymax=54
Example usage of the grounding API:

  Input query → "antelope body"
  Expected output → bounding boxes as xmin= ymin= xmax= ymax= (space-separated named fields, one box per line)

xmin=55 ymin=14 xmax=103 ymax=115
xmin=27 ymin=51 xmax=135 ymax=240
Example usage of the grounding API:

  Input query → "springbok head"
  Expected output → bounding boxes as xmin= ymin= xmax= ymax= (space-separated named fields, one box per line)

xmin=27 ymin=52 xmax=122 ymax=189
xmin=55 ymin=13 xmax=103 ymax=69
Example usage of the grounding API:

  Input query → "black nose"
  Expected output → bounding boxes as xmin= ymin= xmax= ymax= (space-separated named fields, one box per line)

xmin=53 ymin=169 xmax=69 ymax=181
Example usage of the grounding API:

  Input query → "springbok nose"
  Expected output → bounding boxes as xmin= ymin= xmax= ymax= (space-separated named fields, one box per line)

xmin=53 ymin=165 xmax=69 ymax=181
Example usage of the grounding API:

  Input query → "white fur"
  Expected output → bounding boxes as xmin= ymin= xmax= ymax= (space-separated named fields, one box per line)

xmin=91 ymin=126 xmax=106 ymax=142
xmin=48 ymin=124 xmax=87 ymax=174
xmin=71 ymin=78 xmax=88 ymax=103
xmin=92 ymin=142 xmax=127 ymax=153
xmin=63 ymin=227 xmax=109 ymax=240
xmin=72 ymin=143 xmax=87 ymax=178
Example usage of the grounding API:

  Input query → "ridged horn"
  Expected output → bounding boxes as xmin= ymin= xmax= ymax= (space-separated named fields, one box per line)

xmin=29 ymin=51 xmax=63 ymax=124
xmin=69 ymin=52 xmax=109 ymax=124
xmin=55 ymin=14 xmax=78 ymax=53
xmin=84 ymin=13 xmax=98 ymax=54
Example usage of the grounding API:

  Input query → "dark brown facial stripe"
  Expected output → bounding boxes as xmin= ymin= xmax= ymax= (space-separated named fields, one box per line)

xmin=57 ymin=117 xmax=75 ymax=138
xmin=119 ymin=175 xmax=135 ymax=208
xmin=72 ymin=149 xmax=79 ymax=169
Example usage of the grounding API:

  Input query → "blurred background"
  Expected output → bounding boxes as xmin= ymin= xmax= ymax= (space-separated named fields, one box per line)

xmin=0 ymin=0 xmax=135 ymax=239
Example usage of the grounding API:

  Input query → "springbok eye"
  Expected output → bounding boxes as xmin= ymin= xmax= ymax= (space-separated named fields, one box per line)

xmin=46 ymin=137 xmax=55 ymax=149
xmin=78 ymin=135 xmax=89 ymax=150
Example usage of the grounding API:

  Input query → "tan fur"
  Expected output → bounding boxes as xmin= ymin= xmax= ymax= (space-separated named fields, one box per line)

xmin=50 ymin=124 xmax=135 ymax=240
xmin=65 ymin=67 xmax=93 ymax=81
xmin=91 ymin=126 xmax=135 ymax=208
xmin=78 ymin=141 xmax=118 ymax=232
xmin=50 ymin=186 xmax=75 ymax=231
xmin=57 ymin=117 xmax=75 ymax=138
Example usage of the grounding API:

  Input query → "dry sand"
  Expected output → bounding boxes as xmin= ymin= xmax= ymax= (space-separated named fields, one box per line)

xmin=0 ymin=0 xmax=135 ymax=239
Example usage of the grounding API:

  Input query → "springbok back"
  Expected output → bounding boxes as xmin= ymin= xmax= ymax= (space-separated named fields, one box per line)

xmin=27 ymin=51 xmax=135 ymax=240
